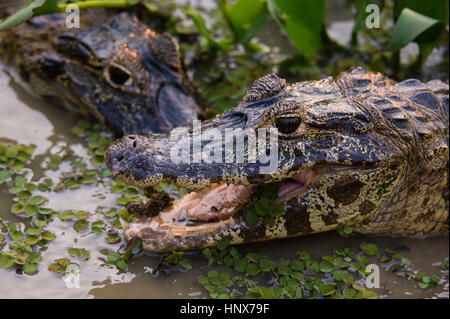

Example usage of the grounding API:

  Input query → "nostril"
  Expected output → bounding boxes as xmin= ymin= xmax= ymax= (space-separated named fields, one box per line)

xmin=132 ymin=141 xmax=137 ymax=148
xmin=128 ymin=136 xmax=136 ymax=140
xmin=117 ymin=154 xmax=124 ymax=162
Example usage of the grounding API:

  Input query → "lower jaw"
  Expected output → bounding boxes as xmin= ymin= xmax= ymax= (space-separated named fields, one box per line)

xmin=122 ymin=169 xmax=315 ymax=243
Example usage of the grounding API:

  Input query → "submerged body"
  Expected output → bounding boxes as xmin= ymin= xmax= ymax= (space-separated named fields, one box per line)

xmin=105 ymin=68 xmax=449 ymax=252
xmin=0 ymin=10 xmax=198 ymax=135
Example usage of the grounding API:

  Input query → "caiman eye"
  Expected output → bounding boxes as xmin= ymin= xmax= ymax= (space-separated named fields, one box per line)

xmin=275 ymin=117 xmax=301 ymax=134
xmin=106 ymin=64 xmax=133 ymax=87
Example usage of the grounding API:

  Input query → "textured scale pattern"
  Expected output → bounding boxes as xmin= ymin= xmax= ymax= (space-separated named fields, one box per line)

xmin=106 ymin=67 xmax=448 ymax=252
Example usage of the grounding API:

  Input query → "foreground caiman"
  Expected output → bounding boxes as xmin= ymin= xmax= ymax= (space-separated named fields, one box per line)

xmin=106 ymin=67 xmax=449 ymax=253
xmin=0 ymin=10 xmax=198 ymax=135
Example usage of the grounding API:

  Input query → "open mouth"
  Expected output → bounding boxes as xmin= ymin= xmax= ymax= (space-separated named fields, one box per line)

xmin=121 ymin=169 xmax=315 ymax=243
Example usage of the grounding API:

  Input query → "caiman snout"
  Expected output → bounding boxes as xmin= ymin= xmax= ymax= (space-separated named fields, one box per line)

xmin=105 ymin=134 xmax=154 ymax=181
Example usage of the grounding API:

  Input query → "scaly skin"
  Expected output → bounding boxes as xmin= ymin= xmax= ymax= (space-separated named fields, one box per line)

xmin=105 ymin=68 xmax=449 ymax=252
xmin=0 ymin=10 xmax=198 ymax=135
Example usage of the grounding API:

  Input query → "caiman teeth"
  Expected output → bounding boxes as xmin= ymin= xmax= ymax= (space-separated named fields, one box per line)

xmin=123 ymin=182 xmax=253 ymax=242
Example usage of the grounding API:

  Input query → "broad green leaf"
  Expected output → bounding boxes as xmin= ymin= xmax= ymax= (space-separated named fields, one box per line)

xmin=10 ymin=230 xmax=24 ymax=243
xmin=386 ymin=8 xmax=445 ymax=51
xmin=394 ymin=0 xmax=449 ymax=23
xmin=30 ymin=196 xmax=46 ymax=205
xmin=23 ymin=262 xmax=37 ymax=275
xmin=319 ymin=283 xmax=336 ymax=296
xmin=107 ymin=252 xmax=120 ymax=263
xmin=73 ymin=220 xmax=89 ymax=232
xmin=0 ymin=255 xmax=15 ymax=269
xmin=225 ymin=0 xmax=269 ymax=43
xmin=28 ymin=252 xmax=42 ymax=263
xmin=0 ymin=0 xmax=42 ymax=31
xmin=360 ymin=243 xmax=378 ymax=256
xmin=267 ymin=0 xmax=325 ymax=55
xmin=41 ymin=231 xmax=56 ymax=240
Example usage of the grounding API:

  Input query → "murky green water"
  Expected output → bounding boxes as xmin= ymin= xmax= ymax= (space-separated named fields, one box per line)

xmin=0 ymin=62 xmax=448 ymax=299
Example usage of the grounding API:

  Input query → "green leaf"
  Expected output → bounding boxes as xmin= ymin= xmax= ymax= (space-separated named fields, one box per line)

xmin=26 ymin=227 xmax=41 ymax=236
xmin=11 ymin=203 xmax=23 ymax=214
xmin=386 ymin=8 xmax=445 ymax=51
xmin=24 ymin=205 xmax=38 ymax=217
xmin=10 ymin=230 xmax=24 ymax=242
xmin=74 ymin=211 xmax=89 ymax=219
xmin=105 ymin=233 xmax=121 ymax=244
xmin=79 ymin=249 xmax=90 ymax=260
xmin=225 ymin=0 xmax=270 ymax=43
xmin=25 ymin=236 xmax=39 ymax=245
xmin=68 ymin=248 xmax=80 ymax=257
xmin=260 ymin=258 xmax=274 ymax=271
xmin=246 ymin=253 xmax=262 ymax=263
xmin=246 ymin=263 xmax=261 ymax=276
xmin=0 ymin=255 xmax=15 ymax=269
xmin=58 ymin=210 xmax=74 ymax=221
xmin=0 ymin=170 xmax=12 ymax=180
xmin=267 ymin=0 xmax=325 ymax=55
xmin=333 ymin=269 xmax=350 ymax=281
xmin=107 ymin=252 xmax=121 ymax=263
xmin=245 ymin=210 xmax=259 ymax=225
xmin=38 ymin=208 xmax=54 ymax=215
xmin=41 ymin=231 xmax=56 ymax=241
xmin=360 ymin=243 xmax=378 ymax=256
xmin=32 ymin=0 xmax=58 ymax=15
xmin=290 ymin=259 xmax=305 ymax=271
xmin=116 ymin=258 xmax=128 ymax=270
xmin=258 ymin=286 xmax=274 ymax=299
xmin=73 ymin=220 xmax=89 ymax=232
xmin=30 ymin=196 xmax=46 ymax=205
xmin=216 ymin=238 xmax=230 ymax=251
xmin=234 ymin=258 xmax=248 ymax=273
xmin=198 ymin=276 xmax=210 ymax=285
xmin=343 ymin=287 xmax=357 ymax=299
xmin=33 ymin=219 xmax=47 ymax=228
xmin=28 ymin=252 xmax=42 ymax=263
xmin=319 ymin=283 xmax=336 ymax=296
xmin=180 ymin=261 xmax=192 ymax=270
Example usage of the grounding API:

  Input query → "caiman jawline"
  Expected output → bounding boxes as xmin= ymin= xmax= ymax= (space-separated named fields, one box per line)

xmin=122 ymin=169 xmax=315 ymax=241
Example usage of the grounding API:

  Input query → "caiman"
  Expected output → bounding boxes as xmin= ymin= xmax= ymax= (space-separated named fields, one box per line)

xmin=0 ymin=10 xmax=198 ymax=135
xmin=105 ymin=67 xmax=449 ymax=253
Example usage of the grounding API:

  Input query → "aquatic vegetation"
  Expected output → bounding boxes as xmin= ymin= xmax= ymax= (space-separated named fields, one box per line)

xmin=198 ymin=242 xmax=380 ymax=299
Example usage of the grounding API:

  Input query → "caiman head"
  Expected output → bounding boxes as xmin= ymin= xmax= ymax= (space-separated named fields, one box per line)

xmin=1 ymin=11 xmax=198 ymax=135
xmin=105 ymin=68 xmax=448 ymax=252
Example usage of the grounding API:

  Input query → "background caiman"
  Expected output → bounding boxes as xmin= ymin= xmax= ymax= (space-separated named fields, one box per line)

xmin=105 ymin=68 xmax=449 ymax=253
xmin=0 ymin=8 xmax=198 ymax=136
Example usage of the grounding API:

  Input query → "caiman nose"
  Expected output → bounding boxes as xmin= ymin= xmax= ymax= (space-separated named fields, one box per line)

xmin=105 ymin=135 xmax=149 ymax=175
xmin=123 ymin=135 xmax=146 ymax=152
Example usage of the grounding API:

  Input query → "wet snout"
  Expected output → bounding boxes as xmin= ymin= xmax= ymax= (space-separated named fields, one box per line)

xmin=105 ymin=134 xmax=151 ymax=179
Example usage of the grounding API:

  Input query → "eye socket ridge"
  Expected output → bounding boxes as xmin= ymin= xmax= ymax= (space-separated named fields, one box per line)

xmin=56 ymin=36 xmax=96 ymax=65
xmin=275 ymin=116 xmax=302 ymax=134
